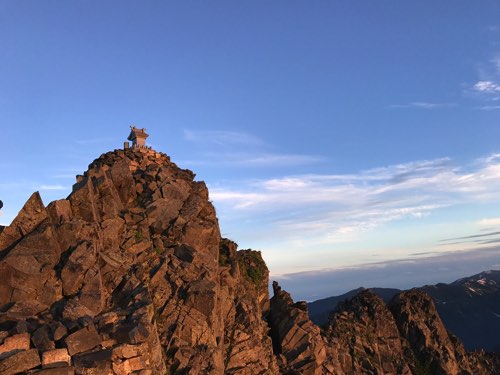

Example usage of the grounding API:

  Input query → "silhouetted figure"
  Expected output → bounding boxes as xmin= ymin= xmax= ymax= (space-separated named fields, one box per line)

xmin=0 ymin=200 xmax=3 ymax=210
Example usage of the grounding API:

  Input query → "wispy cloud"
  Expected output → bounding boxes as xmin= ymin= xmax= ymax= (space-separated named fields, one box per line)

xmin=52 ymin=167 xmax=85 ymax=179
xmin=492 ymin=55 xmax=500 ymax=74
xmin=273 ymin=247 xmax=500 ymax=300
xmin=211 ymin=153 xmax=500 ymax=246
xmin=387 ymin=102 xmax=455 ymax=109
xmin=469 ymin=53 xmax=500 ymax=102
xmin=181 ymin=129 xmax=322 ymax=167
xmin=478 ymin=217 xmax=500 ymax=229
xmin=476 ymin=105 xmax=500 ymax=111
xmin=473 ymin=80 xmax=500 ymax=93
xmin=183 ymin=152 xmax=322 ymax=168
xmin=440 ymin=230 xmax=500 ymax=243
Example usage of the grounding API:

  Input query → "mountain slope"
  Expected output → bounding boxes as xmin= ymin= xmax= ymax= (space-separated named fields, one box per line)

xmin=308 ymin=287 xmax=400 ymax=328
xmin=421 ymin=270 xmax=500 ymax=352
xmin=308 ymin=270 xmax=500 ymax=352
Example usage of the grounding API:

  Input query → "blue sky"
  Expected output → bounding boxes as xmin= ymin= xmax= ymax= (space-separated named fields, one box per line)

xmin=1 ymin=1 xmax=500 ymax=299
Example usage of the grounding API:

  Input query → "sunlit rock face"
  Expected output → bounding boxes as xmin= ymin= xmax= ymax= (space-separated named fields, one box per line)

xmin=0 ymin=148 xmax=278 ymax=374
xmin=0 ymin=147 xmax=497 ymax=374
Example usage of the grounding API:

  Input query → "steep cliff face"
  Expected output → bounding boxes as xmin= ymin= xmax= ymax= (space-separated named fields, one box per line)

xmin=0 ymin=147 xmax=497 ymax=374
xmin=219 ymin=240 xmax=279 ymax=374
xmin=269 ymin=281 xmax=330 ymax=375
xmin=0 ymin=148 xmax=277 ymax=374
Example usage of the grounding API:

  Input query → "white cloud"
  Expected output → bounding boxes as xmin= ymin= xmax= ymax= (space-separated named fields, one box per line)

xmin=211 ymin=154 xmax=500 ymax=247
xmin=473 ymin=80 xmax=500 ymax=93
xmin=477 ymin=218 xmax=500 ymax=228
xmin=209 ymin=191 xmax=267 ymax=209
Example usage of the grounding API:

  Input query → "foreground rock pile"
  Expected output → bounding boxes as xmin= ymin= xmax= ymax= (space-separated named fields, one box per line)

xmin=0 ymin=147 xmax=497 ymax=374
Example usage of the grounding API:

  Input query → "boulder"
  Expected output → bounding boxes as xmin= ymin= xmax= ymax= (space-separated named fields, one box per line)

xmin=0 ymin=348 xmax=41 ymax=374
xmin=65 ymin=325 xmax=101 ymax=356
xmin=0 ymin=333 xmax=31 ymax=360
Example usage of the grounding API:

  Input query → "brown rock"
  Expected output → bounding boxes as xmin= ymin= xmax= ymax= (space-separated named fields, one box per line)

xmin=112 ymin=355 xmax=147 ymax=375
xmin=32 ymin=367 xmax=75 ymax=375
xmin=72 ymin=349 xmax=112 ymax=374
xmin=269 ymin=282 xmax=328 ymax=375
xmin=65 ymin=325 xmax=101 ymax=356
xmin=389 ymin=289 xmax=492 ymax=375
xmin=0 ymin=192 xmax=47 ymax=253
xmin=0 ymin=331 xmax=8 ymax=344
xmin=47 ymin=199 xmax=73 ymax=225
xmin=61 ymin=241 xmax=96 ymax=296
xmin=42 ymin=348 xmax=71 ymax=368
xmin=126 ymin=240 xmax=150 ymax=254
xmin=128 ymin=323 xmax=150 ymax=344
xmin=325 ymin=290 xmax=411 ymax=374
xmin=33 ymin=325 xmax=56 ymax=352
xmin=50 ymin=322 xmax=68 ymax=341
xmin=112 ymin=343 xmax=144 ymax=359
xmin=0 ymin=348 xmax=41 ymax=374
xmin=0 ymin=332 xmax=31 ymax=360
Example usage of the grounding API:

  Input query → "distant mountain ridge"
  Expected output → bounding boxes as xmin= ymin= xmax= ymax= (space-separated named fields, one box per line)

xmin=308 ymin=270 xmax=500 ymax=352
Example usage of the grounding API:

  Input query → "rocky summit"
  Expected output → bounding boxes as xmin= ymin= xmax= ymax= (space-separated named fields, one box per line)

xmin=0 ymin=147 xmax=498 ymax=374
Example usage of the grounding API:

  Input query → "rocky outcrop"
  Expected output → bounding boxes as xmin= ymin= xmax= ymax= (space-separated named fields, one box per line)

xmin=219 ymin=241 xmax=279 ymax=374
xmin=269 ymin=282 xmax=330 ymax=374
xmin=0 ymin=146 xmax=498 ymax=374
xmin=325 ymin=290 xmax=411 ymax=375
xmin=389 ymin=290 xmax=496 ymax=375
xmin=309 ymin=271 xmax=500 ymax=352
xmin=322 ymin=289 xmax=496 ymax=375
xmin=0 ymin=148 xmax=277 ymax=374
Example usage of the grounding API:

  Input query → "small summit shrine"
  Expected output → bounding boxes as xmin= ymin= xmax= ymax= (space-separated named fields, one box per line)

xmin=125 ymin=126 xmax=151 ymax=150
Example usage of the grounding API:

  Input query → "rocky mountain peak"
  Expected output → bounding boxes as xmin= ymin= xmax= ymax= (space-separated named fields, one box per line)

xmin=0 ymin=147 xmax=279 ymax=374
xmin=0 ymin=146 xmax=498 ymax=374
